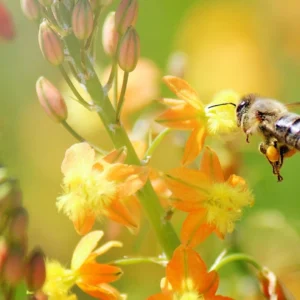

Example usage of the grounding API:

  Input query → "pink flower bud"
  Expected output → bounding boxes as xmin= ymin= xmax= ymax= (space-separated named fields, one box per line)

xmin=0 ymin=3 xmax=15 ymax=41
xmin=0 ymin=238 xmax=8 ymax=271
xmin=36 ymin=77 xmax=68 ymax=122
xmin=102 ymin=12 xmax=119 ymax=57
xmin=38 ymin=20 xmax=64 ymax=65
xmin=26 ymin=248 xmax=46 ymax=291
xmin=72 ymin=0 xmax=94 ymax=40
xmin=118 ymin=27 xmax=140 ymax=72
xmin=3 ymin=251 xmax=25 ymax=285
xmin=115 ymin=0 xmax=138 ymax=34
xmin=8 ymin=207 xmax=29 ymax=242
xmin=21 ymin=0 xmax=41 ymax=21
xmin=38 ymin=0 xmax=53 ymax=6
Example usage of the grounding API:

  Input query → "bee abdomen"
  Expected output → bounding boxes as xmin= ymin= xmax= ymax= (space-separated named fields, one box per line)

xmin=276 ymin=114 xmax=300 ymax=149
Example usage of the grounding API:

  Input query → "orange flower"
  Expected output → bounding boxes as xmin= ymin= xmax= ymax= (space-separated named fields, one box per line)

xmin=57 ymin=143 xmax=148 ymax=235
xmin=157 ymin=76 xmax=238 ymax=165
xmin=165 ymin=147 xmax=253 ymax=247
xmin=148 ymin=245 xmax=232 ymax=300
xmin=43 ymin=231 xmax=125 ymax=300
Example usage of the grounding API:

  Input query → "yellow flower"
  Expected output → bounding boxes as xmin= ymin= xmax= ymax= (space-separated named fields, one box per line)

xmin=43 ymin=231 xmax=124 ymax=300
xmin=165 ymin=147 xmax=254 ymax=247
xmin=157 ymin=76 xmax=238 ymax=165
xmin=57 ymin=143 xmax=148 ymax=235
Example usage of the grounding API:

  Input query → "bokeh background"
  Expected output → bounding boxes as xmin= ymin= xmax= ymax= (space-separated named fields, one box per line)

xmin=2 ymin=0 xmax=300 ymax=298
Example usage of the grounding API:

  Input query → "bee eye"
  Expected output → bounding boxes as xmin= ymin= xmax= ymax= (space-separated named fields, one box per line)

xmin=237 ymin=101 xmax=247 ymax=113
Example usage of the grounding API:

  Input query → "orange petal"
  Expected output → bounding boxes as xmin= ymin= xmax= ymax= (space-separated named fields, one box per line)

xmin=157 ymin=104 xmax=200 ymax=129
xmin=71 ymin=230 xmax=104 ymax=270
xmin=181 ymin=211 xmax=215 ymax=247
xmin=148 ymin=294 xmax=172 ymax=300
xmin=78 ymin=282 xmax=122 ymax=300
xmin=132 ymin=140 xmax=147 ymax=159
xmin=227 ymin=174 xmax=246 ymax=188
xmin=104 ymin=198 xmax=139 ymax=231
xmin=200 ymin=147 xmax=224 ymax=182
xmin=102 ymin=148 xmax=127 ymax=164
xmin=166 ymin=245 xmax=215 ymax=292
xmin=73 ymin=214 xmax=96 ymax=236
xmin=79 ymin=262 xmax=122 ymax=285
xmin=61 ymin=143 xmax=95 ymax=176
xmin=182 ymin=127 xmax=207 ymax=166
xmin=160 ymin=97 xmax=186 ymax=106
xmin=163 ymin=76 xmax=203 ymax=110
xmin=208 ymin=296 xmax=234 ymax=300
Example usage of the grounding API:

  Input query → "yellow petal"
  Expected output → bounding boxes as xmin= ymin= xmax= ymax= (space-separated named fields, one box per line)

xmin=71 ymin=231 xmax=104 ymax=271
xmin=61 ymin=143 xmax=95 ymax=176
xmin=163 ymin=76 xmax=203 ymax=110
xmin=182 ymin=127 xmax=207 ymax=166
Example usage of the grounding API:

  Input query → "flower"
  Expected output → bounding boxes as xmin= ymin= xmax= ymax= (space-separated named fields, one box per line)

xmin=165 ymin=147 xmax=254 ymax=247
xmin=43 ymin=231 xmax=124 ymax=300
xmin=157 ymin=76 xmax=238 ymax=165
xmin=148 ymin=245 xmax=232 ymax=300
xmin=57 ymin=143 xmax=148 ymax=235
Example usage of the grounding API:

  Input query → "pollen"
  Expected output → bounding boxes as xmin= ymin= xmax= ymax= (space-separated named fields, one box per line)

xmin=57 ymin=167 xmax=117 ymax=223
xmin=203 ymin=182 xmax=253 ymax=235
xmin=174 ymin=278 xmax=204 ymax=300
xmin=205 ymin=90 xmax=239 ymax=135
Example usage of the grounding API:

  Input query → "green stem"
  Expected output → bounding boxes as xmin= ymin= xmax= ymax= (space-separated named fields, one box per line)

xmin=61 ymin=121 xmax=105 ymax=154
xmin=104 ymin=61 xmax=117 ymax=94
xmin=114 ymin=64 xmax=118 ymax=108
xmin=110 ymin=256 xmax=168 ymax=266
xmin=85 ymin=8 xmax=101 ymax=50
xmin=59 ymin=65 xmax=92 ymax=110
xmin=144 ymin=128 xmax=172 ymax=159
xmin=116 ymin=71 xmax=129 ymax=122
xmin=210 ymin=253 xmax=262 ymax=272
xmin=63 ymin=34 xmax=180 ymax=258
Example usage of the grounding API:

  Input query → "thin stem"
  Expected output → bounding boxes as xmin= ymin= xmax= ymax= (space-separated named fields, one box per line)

xmin=210 ymin=253 xmax=262 ymax=272
xmin=116 ymin=71 xmax=129 ymax=122
xmin=85 ymin=8 xmax=101 ymax=50
xmin=59 ymin=65 xmax=91 ymax=110
xmin=144 ymin=128 xmax=172 ymax=159
xmin=61 ymin=121 xmax=105 ymax=154
xmin=114 ymin=63 xmax=118 ymax=108
xmin=104 ymin=61 xmax=116 ymax=94
xmin=110 ymin=256 xmax=168 ymax=267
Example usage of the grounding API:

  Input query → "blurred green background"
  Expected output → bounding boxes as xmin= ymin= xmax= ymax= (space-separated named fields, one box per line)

xmin=2 ymin=0 xmax=300 ymax=298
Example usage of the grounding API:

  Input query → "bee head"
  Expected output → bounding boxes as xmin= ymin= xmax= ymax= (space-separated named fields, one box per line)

xmin=236 ymin=94 xmax=256 ymax=127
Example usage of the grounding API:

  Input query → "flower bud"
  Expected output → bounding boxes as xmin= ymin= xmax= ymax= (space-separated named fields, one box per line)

xmin=89 ymin=0 xmax=112 ymax=10
xmin=3 ymin=250 xmax=25 ymax=285
xmin=38 ymin=0 xmax=53 ymax=6
xmin=72 ymin=0 xmax=94 ymax=40
xmin=38 ymin=20 xmax=64 ymax=65
xmin=8 ymin=207 xmax=29 ymax=242
xmin=21 ymin=0 xmax=41 ymax=21
xmin=115 ymin=0 xmax=138 ymax=34
xmin=0 ymin=3 xmax=15 ymax=41
xmin=102 ymin=12 xmax=119 ymax=57
xmin=36 ymin=77 xmax=68 ymax=122
xmin=118 ymin=27 xmax=139 ymax=72
xmin=26 ymin=248 xmax=46 ymax=291
xmin=52 ymin=1 xmax=72 ymax=31
xmin=0 ymin=238 xmax=8 ymax=271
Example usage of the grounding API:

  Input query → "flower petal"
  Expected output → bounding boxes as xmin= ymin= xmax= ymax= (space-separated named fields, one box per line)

xmin=163 ymin=76 xmax=203 ymax=110
xmin=78 ymin=282 xmax=122 ymax=300
xmin=61 ymin=143 xmax=95 ymax=176
xmin=79 ymin=262 xmax=122 ymax=285
xmin=200 ymin=147 xmax=224 ymax=182
xmin=73 ymin=213 xmax=96 ymax=236
xmin=148 ymin=294 xmax=172 ymax=300
xmin=181 ymin=210 xmax=215 ymax=247
xmin=102 ymin=148 xmax=127 ymax=164
xmin=71 ymin=231 xmax=104 ymax=270
xmin=87 ymin=241 xmax=123 ymax=262
xmin=182 ymin=127 xmax=207 ymax=166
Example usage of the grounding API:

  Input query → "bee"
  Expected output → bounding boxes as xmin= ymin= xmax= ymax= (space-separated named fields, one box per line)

xmin=208 ymin=94 xmax=299 ymax=181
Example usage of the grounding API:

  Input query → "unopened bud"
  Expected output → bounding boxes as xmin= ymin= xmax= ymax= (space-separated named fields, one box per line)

xmin=115 ymin=0 xmax=138 ymax=34
xmin=38 ymin=20 xmax=64 ymax=65
xmin=118 ymin=27 xmax=139 ymax=72
xmin=0 ymin=3 xmax=15 ymax=41
xmin=89 ymin=0 xmax=112 ymax=10
xmin=102 ymin=12 xmax=119 ymax=57
xmin=52 ymin=1 xmax=72 ymax=31
xmin=26 ymin=248 xmax=46 ymax=291
xmin=21 ymin=0 xmax=41 ymax=21
xmin=0 ymin=238 xmax=8 ymax=271
xmin=72 ymin=0 xmax=94 ymax=40
xmin=38 ymin=0 xmax=53 ymax=6
xmin=8 ymin=207 xmax=29 ymax=242
xmin=3 ymin=250 xmax=25 ymax=285
xmin=36 ymin=77 xmax=68 ymax=122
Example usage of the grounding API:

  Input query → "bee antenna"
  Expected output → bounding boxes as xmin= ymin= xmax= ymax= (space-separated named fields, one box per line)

xmin=207 ymin=102 xmax=237 ymax=109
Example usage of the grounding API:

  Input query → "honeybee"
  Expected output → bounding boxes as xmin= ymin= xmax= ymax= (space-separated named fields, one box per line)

xmin=236 ymin=94 xmax=299 ymax=181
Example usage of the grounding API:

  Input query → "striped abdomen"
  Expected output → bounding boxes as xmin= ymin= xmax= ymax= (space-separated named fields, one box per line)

xmin=275 ymin=113 xmax=300 ymax=150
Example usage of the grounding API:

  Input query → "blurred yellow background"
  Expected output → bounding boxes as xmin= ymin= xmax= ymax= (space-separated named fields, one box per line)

xmin=2 ymin=0 xmax=300 ymax=298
